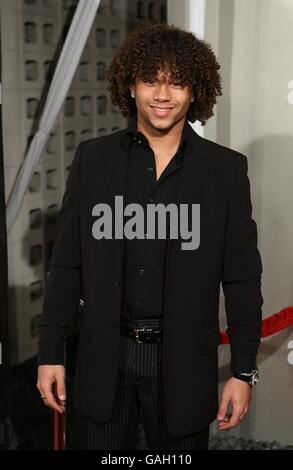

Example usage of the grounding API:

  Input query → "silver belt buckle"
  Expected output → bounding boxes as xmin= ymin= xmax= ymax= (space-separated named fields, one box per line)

xmin=133 ymin=326 xmax=149 ymax=343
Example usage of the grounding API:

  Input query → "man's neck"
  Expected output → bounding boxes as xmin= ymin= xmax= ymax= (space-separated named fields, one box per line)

xmin=136 ymin=115 xmax=186 ymax=157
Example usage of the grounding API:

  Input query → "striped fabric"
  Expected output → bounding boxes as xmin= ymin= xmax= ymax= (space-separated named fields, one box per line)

xmin=73 ymin=319 xmax=209 ymax=450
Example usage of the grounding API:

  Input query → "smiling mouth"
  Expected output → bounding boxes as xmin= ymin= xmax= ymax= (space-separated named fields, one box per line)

xmin=149 ymin=105 xmax=175 ymax=116
xmin=150 ymin=105 xmax=174 ymax=109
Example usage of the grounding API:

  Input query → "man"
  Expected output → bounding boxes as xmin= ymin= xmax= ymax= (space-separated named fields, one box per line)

xmin=37 ymin=24 xmax=263 ymax=450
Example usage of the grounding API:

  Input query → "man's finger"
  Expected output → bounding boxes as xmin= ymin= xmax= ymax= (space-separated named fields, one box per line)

xmin=219 ymin=408 xmax=243 ymax=429
xmin=218 ymin=412 xmax=232 ymax=429
xmin=217 ymin=395 xmax=230 ymax=420
xmin=229 ymin=407 xmax=242 ymax=427
xmin=41 ymin=383 xmax=64 ymax=413
xmin=56 ymin=376 xmax=66 ymax=405
xmin=238 ymin=413 xmax=245 ymax=421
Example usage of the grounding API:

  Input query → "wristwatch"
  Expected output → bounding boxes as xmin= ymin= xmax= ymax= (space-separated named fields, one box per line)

xmin=232 ymin=368 xmax=259 ymax=387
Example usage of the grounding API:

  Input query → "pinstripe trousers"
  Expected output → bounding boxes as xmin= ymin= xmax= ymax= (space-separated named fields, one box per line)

xmin=73 ymin=318 xmax=209 ymax=450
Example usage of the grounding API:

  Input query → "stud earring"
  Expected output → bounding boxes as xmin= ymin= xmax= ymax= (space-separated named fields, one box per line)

xmin=131 ymin=90 xmax=135 ymax=98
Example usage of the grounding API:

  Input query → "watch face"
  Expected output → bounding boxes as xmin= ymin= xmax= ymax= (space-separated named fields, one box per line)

xmin=250 ymin=369 xmax=259 ymax=386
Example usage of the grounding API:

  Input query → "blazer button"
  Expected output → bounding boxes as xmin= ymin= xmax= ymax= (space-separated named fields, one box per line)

xmin=114 ymin=278 xmax=120 ymax=287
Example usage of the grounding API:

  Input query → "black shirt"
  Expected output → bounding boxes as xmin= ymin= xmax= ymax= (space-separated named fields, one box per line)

xmin=121 ymin=117 xmax=191 ymax=323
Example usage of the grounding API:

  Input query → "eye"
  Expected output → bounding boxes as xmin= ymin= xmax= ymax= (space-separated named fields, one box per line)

xmin=172 ymin=83 xmax=185 ymax=88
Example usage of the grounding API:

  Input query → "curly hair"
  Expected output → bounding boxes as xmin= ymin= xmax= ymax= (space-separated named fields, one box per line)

xmin=106 ymin=24 xmax=222 ymax=125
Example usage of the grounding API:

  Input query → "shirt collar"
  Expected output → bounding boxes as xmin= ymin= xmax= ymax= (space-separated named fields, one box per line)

xmin=123 ymin=116 xmax=190 ymax=163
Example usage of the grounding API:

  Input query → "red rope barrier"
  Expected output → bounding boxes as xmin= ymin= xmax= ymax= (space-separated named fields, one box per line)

xmin=220 ymin=306 xmax=293 ymax=344
xmin=53 ymin=408 xmax=65 ymax=450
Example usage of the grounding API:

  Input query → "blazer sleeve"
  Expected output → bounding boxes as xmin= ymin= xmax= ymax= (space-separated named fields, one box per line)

xmin=37 ymin=142 xmax=83 ymax=365
xmin=221 ymin=154 xmax=263 ymax=372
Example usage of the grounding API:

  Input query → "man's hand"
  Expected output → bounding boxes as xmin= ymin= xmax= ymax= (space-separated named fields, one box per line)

xmin=217 ymin=377 xmax=252 ymax=430
xmin=37 ymin=365 xmax=66 ymax=414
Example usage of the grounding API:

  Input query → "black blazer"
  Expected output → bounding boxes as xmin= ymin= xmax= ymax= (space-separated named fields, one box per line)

xmin=38 ymin=121 xmax=263 ymax=437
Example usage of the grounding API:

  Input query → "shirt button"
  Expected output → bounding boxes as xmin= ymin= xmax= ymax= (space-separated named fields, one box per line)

xmin=147 ymin=167 xmax=154 ymax=172
xmin=139 ymin=268 xmax=144 ymax=276
xmin=137 ymin=139 xmax=142 ymax=144
xmin=136 ymin=301 xmax=141 ymax=309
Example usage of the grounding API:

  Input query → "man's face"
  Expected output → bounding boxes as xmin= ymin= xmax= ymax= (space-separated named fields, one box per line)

xmin=130 ymin=70 xmax=194 ymax=132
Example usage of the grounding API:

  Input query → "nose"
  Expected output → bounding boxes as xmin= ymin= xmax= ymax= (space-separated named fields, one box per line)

xmin=153 ymin=83 xmax=171 ymax=101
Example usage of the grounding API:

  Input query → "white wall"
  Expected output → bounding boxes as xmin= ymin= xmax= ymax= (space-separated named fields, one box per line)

xmin=169 ymin=0 xmax=293 ymax=446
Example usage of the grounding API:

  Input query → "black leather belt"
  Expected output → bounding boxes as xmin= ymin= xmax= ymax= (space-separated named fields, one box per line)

xmin=120 ymin=323 xmax=163 ymax=343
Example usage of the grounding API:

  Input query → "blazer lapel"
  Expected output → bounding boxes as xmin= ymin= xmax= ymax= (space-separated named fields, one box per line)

xmin=102 ymin=133 xmax=129 ymax=204
xmin=173 ymin=123 xmax=216 ymax=204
